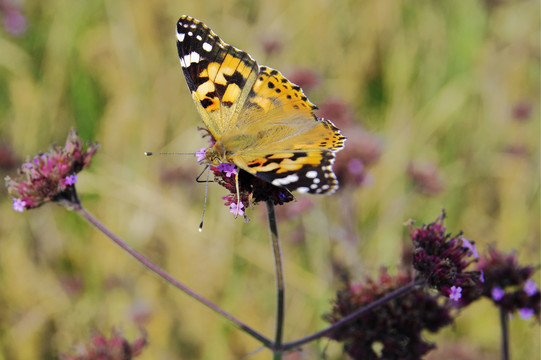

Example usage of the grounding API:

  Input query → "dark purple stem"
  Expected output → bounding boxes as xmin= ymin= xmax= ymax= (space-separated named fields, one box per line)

xmin=500 ymin=308 xmax=510 ymax=360
xmin=73 ymin=203 xmax=271 ymax=347
xmin=266 ymin=200 xmax=285 ymax=360
xmin=280 ymin=278 xmax=424 ymax=351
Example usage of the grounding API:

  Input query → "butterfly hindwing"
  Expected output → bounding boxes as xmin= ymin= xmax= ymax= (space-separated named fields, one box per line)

xmin=222 ymin=67 xmax=345 ymax=193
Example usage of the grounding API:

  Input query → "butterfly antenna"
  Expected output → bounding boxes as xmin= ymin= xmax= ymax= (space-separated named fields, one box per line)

xmin=144 ymin=152 xmax=195 ymax=156
xmin=199 ymin=167 xmax=211 ymax=232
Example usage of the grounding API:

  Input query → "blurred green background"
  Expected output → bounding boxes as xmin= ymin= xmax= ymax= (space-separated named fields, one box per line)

xmin=0 ymin=0 xmax=539 ymax=359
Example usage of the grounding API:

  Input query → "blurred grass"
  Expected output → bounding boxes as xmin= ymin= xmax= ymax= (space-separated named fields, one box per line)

xmin=0 ymin=0 xmax=539 ymax=359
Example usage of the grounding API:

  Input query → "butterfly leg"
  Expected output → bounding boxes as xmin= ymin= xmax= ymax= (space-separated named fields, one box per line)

xmin=234 ymin=172 xmax=241 ymax=218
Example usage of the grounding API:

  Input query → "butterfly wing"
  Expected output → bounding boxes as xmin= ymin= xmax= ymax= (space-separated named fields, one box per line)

xmin=176 ymin=15 xmax=259 ymax=139
xmin=225 ymin=67 xmax=346 ymax=194
xmin=177 ymin=16 xmax=346 ymax=194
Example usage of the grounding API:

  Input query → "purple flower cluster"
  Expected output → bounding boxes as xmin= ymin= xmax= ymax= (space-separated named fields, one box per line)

xmin=5 ymin=128 xmax=99 ymax=211
xmin=61 ymin=329 xmax=147 ymax=360
xmin=409 ymin=212 xmax=483 ymax=305
xmin=318 ymin=98 xmax=381 ymax=189
xmin=476 ymin=248 xmax=540 ymax=321
xmin=325 ymin=270 xmax=454 ymax=359
xmin=0 ymin=0 xmax=26 ymax=36
xmin=196 ymin=143 xmax=294 ymax=218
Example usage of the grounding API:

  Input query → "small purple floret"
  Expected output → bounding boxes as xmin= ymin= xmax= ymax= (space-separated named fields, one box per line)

xmin=12 ymin=198 xmax=26 ymax=212
xmin=63 ymin=174 xmax=77 ymax=186
xmin=449 ymin=286 xmax=462 ymax=301
xmin=523 ymin=279 xmax=538 ymax=296
xmin=229 ymin=202 xmax=244 ymax=216
xmin=195 ymin=147 xmax=206 ymax=162
xmin=461 ymin=237 xmax=479 ymax=259
xmin=217 ymin=163 xmax=237 ymax=178
xmin=491 ymin=287 xmax=505 ymax=301
xmin=519 ymin=307 xmax=534 ymax=320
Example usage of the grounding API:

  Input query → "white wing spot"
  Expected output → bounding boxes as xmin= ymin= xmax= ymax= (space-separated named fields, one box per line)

xmin=190 ymin=24 xmax=197 ymax=28
xmin=176 ymin=32 xmax=185 ymax=42
xmin=196 ymin=35 xmax=203 ymax=41
xmin=202 ymin=42 xmax=213 ymax=52
xmin=306 ymin=170 xmax=318 ymax=178
xmin=188 ymin=31 xmax=193 ymax=36
xmin=271 ymin=174 xmax=299 ymax=187
xmin=297 ymin=187 xmax=310 ymax=193
xmin=181 ymin=51 xmax=201 ymax=68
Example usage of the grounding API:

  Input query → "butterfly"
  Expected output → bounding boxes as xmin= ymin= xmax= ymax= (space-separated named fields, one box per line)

xmin=176 ymin=15 xmax=345 ymax=194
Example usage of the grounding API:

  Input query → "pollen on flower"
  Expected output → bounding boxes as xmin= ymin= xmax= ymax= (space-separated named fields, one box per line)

xmin=12 ymin=198 xmax=26 ymax=212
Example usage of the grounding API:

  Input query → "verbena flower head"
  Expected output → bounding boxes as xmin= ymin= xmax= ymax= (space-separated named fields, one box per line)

xmin=213 ymin=163 xmax=294 ymax=220
xmin=1 ymin=1 xmax=27 ymax=36
xmin=323 ymin=106 xmax=381 ymax=189
xmin=5 ymin=128 xmax=99 ymax=211
xmin=196 ymin=131 xmax=294 ymax=218
xmin=60 ymin=329 xmax=147 ymax=360
xmin=407 ymin=161 xmax=445 ymax=196
xmin=409 ymin=211 xmax=483 ymax=305
xmin=287 ymin=68 xmax=320 ymax=91
xmin=325 ymin=270 xmax=454 ymax=359
xmin=476 ymin=248 xmax=540 ymax=321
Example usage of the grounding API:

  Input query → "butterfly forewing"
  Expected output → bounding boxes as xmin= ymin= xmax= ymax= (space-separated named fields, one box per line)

xmin=176 ymin=15 xmax=259 ymax=137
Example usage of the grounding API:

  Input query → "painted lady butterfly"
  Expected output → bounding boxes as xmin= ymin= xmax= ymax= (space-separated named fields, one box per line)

xmin=176 ymin=15 xmax=345 ymax=194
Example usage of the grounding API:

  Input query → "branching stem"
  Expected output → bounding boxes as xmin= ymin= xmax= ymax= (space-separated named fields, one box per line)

xmin=73 ymin=203 xmax=271 ymax=347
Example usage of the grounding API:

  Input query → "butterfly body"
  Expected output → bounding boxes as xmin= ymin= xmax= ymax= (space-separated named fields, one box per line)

xmin=177 ymin=15 xmax=345 ymax=194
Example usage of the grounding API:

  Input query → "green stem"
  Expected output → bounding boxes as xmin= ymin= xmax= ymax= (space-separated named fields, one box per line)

xmin=73 ymin=203 xmax=271 ymax=347
xmin=266 ymin=200 xmax=284 ymax=359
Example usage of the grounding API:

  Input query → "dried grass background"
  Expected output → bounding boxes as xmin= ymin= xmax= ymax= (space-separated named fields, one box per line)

xmin=0 ymin=0 xmax=539 ymax=359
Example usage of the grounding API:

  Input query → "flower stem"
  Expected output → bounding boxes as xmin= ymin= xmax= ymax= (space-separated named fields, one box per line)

xmin=500 ymin=308 xmax=510 ymax=360
xmin=266 ymin=200 xmax=284 ymax=359
xmin=73 ymin=203 xmax=271 ymax=347
xmin=281 ymin=278 xmax=424 ymax=351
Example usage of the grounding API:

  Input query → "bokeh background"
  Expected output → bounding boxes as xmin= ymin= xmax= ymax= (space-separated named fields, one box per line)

xmin=0 ymin=0 xmax=539 ymax=359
